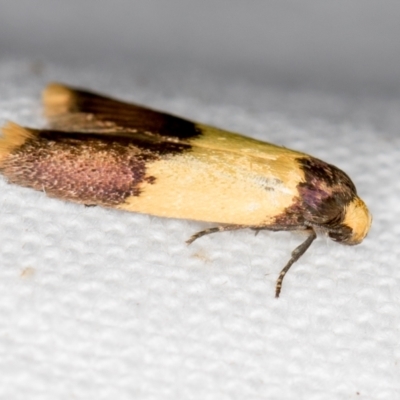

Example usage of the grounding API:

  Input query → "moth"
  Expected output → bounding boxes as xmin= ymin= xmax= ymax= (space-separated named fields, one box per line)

xmin=0 ymin=83 xmax=372 ymax=297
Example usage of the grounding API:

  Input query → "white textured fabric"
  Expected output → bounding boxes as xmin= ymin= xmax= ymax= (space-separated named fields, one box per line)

xmin=0 ymin=58 xmax=399 ymax=400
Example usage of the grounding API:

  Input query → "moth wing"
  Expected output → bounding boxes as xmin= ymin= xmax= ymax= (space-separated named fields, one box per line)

xmin=43 ymin=83 xmax=201 ymax=140
xmin=43 ymin=83 xmax=308 ymax=163
xmin=2 ymin=84 xmax=310 ymax=226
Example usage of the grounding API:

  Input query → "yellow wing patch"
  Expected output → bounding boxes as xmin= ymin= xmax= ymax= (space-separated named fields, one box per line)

xmin=120 ymin=145 xmax=304 ymax=225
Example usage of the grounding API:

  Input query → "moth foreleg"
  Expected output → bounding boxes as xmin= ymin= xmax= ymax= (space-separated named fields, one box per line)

xmin=275 ymin=229 xmax=317 ymax=298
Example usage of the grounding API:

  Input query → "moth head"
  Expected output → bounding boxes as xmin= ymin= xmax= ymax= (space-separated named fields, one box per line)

xmin=328 ymin=197 xmax=372 ymax=245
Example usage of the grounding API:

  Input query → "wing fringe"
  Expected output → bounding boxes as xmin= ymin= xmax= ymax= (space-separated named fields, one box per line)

xmin=0 ymin=122 xmax=36 ymax=162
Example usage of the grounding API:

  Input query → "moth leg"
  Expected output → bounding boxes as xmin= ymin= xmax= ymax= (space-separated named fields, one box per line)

xmin=252 ymin=224 xmax=309 ymax=233
xmin=186 ymin=225 xmax=247 ymax=245
xmin=275 ymin=229 xmax=317 ymax=298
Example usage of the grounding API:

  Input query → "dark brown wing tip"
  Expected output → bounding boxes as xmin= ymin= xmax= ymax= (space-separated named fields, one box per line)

xmin=43 ymin=83 xmax=76 ymax=117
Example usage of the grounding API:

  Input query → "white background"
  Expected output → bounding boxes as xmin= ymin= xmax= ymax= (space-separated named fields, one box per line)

xmin=0 ymin=1 xmax=399 ymax=399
